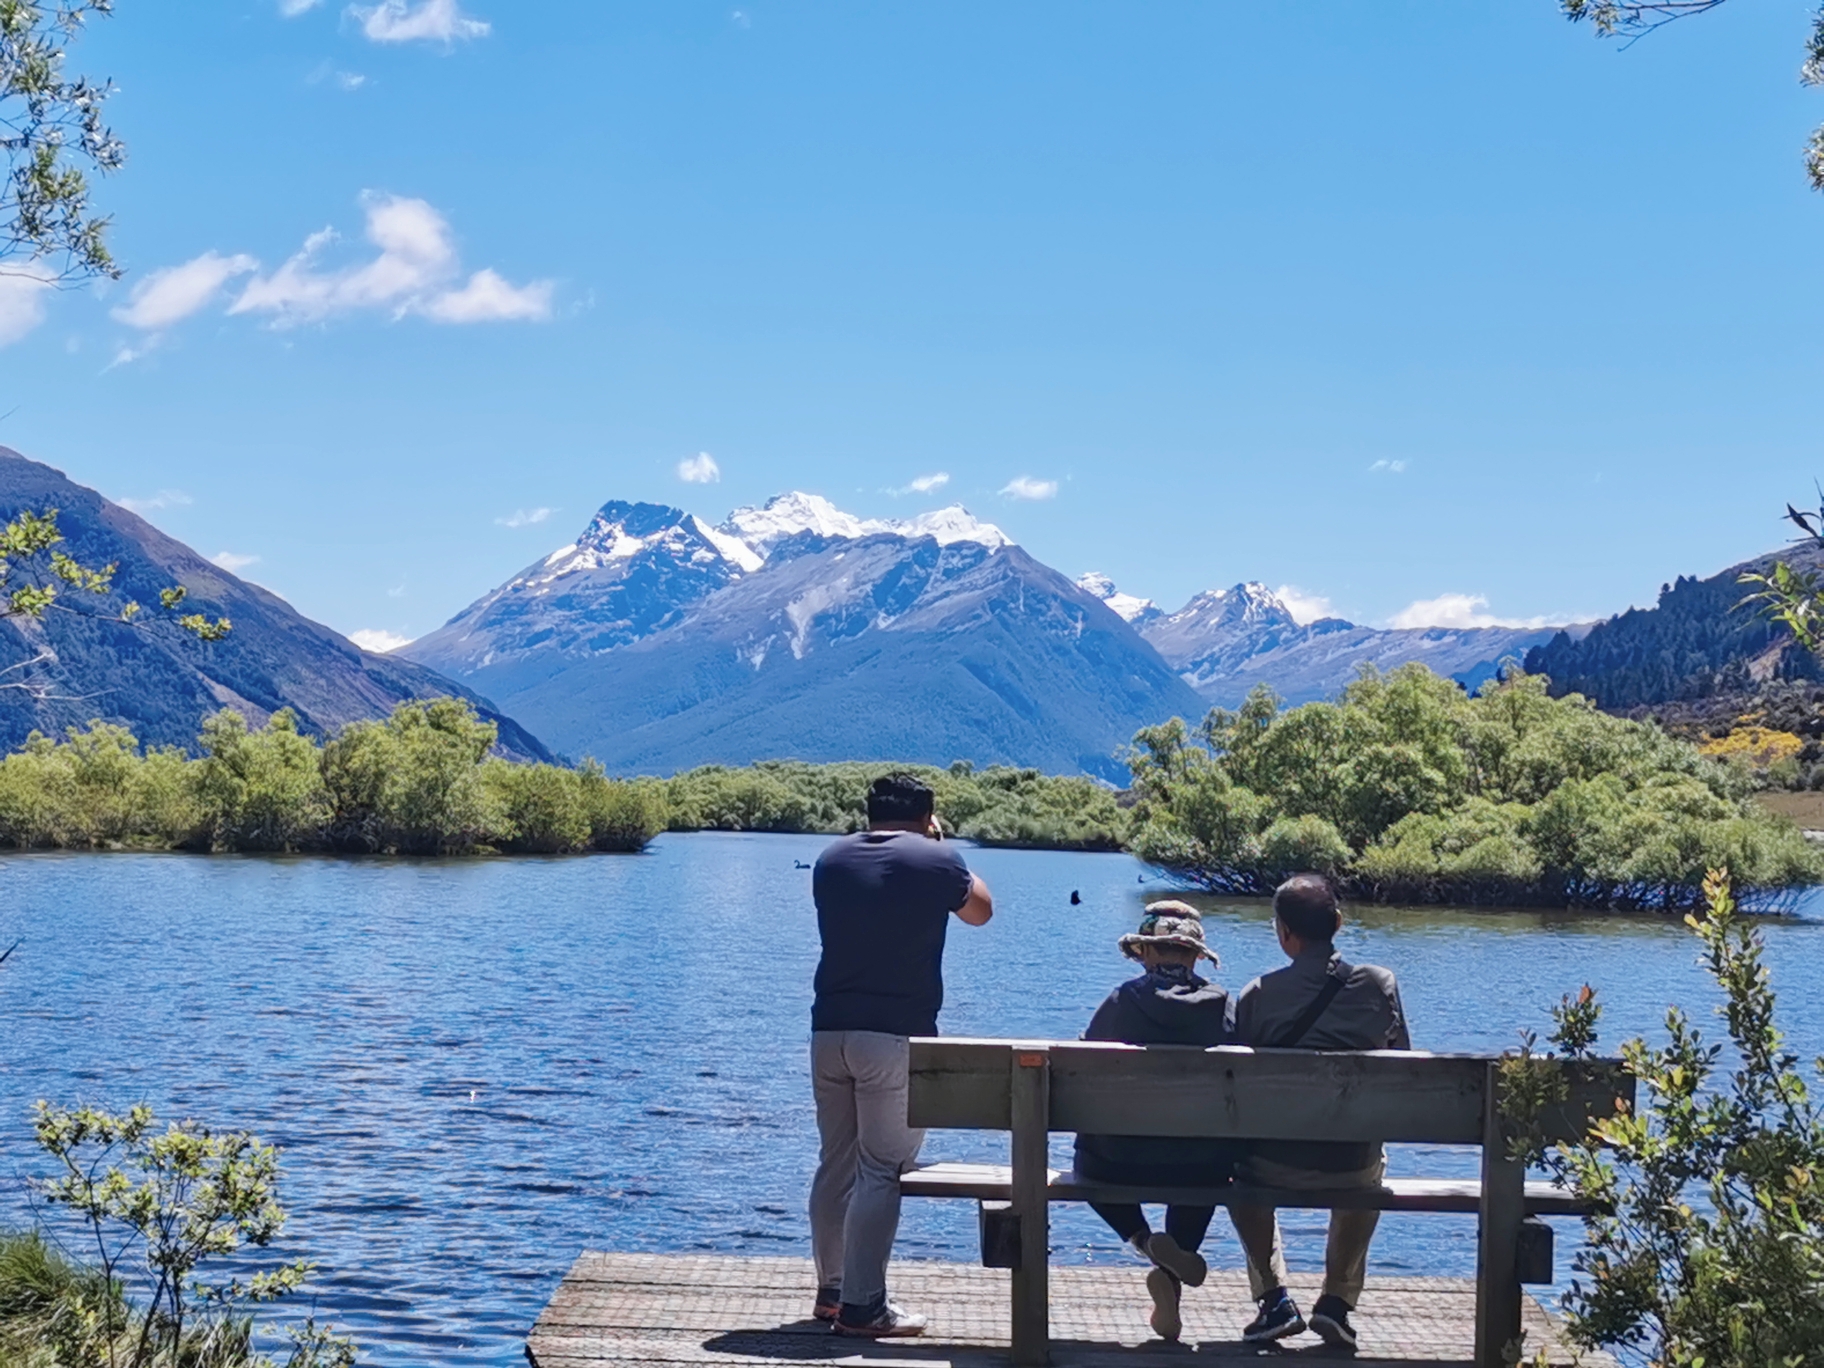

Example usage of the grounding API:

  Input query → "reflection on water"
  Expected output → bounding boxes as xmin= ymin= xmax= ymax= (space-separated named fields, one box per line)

xmin=1 ymin=835 xmax=1819 ymax=1364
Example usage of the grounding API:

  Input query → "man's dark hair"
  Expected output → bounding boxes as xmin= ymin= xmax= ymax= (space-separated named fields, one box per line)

xmin=1273 ymin=873 xmax=1340 ymax=943
xmin=867 ymin=772 xmax=935 ymax=824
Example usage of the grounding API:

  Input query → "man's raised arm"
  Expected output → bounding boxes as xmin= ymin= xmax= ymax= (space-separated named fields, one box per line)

xmin=954 ymin=873 xmax=993 ymax=926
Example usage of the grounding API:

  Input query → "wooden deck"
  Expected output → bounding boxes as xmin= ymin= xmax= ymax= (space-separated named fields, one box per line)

xmin=526 ymin=1254 xmax=1612 ymax=1368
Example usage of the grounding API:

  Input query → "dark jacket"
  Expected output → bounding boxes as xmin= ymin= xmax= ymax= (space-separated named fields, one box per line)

xmin=1072 ymin=965 xmax=1240 ymax=1182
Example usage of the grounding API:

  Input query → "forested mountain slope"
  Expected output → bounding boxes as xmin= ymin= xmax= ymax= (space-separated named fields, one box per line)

xmin=0 ymin=449 xmax=551 ymax=760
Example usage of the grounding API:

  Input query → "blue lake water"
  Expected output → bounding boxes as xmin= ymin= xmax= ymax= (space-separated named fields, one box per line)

xmin=3 ymin=832 xmax=1821 ymax=1365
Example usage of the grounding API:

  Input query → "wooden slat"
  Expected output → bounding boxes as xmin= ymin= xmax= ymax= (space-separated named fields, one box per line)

xmin=1009 ymin=1048 xmax=1051 ymax=1366
xmin=909 ymin=1039 xmax=1632 ymax=1146
xmin=1475 ymin=1062 xmax=1527 ymax=1368
xmin=900 ymin=1162 xmax=1594 ymax=1216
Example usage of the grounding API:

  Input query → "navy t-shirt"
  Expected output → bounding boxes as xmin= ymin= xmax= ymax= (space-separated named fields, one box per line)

xmin=811 ymin=830 xmax=974 ymax=1038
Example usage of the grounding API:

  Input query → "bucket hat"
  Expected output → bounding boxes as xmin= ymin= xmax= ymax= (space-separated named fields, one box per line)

xmin=1118 ymin=900 xmax=1217 ymax=964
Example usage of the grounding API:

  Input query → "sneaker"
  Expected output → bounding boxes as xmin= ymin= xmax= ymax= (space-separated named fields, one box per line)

xmin=812 ymin=1286 xmax=841 ymax=1322
xmin=1145 ymin=1268 xmax=1182 ymax=1343
xmin=1309 ymin=1295 xmax=1357 ymax=1351
xmin=832 ymin=1302 xmax=928 ymax=1338
xmin=1143 ymin=1232 xmax=1207 ymax=1288
xmin=1242 ymin=1288 xmax=1305 ymax=1344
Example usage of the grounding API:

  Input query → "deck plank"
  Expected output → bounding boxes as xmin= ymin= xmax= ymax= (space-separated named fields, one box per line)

xmin=526 ymin=1254 xmax=1610 ymax=1368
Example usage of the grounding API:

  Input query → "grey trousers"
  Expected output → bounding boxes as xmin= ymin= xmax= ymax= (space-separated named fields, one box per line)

xmin=1227 ymin=1151 xmax=1388 ymax=1308
xmin=808 ymin=1030 xmax=926 ymax=1304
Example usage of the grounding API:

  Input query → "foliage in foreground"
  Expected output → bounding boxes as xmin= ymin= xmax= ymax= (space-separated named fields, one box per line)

xmin=1126 ymin=664 xmax=1820 ymax=909
xmin=0 ymin=699 xmax=666 ymax=855
xmin=1505 ymin=871 xmax=1824 ymax=1366
xmin=21 ymin=1103 xmax=354 ymax=1367
xmin=661 ymin=759 xmax=1129 ymax=851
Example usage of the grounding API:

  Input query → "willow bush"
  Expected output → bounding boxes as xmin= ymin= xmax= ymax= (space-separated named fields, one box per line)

xmin=1128 ymin=664 xmax=1822 ymax=909
xmin=0 ymin=700 xmax=666 ymax=856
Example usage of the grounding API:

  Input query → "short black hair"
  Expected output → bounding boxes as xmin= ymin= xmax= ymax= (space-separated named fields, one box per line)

xmin=867 ymin=772 xmax=935 ymax=824
xmin=1273 ymin=873 xmax=1340 ymax=943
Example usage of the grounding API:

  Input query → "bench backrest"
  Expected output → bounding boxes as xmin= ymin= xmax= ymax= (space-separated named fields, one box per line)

xmin=909 ymin=1038 xmax=1630 ymax=1146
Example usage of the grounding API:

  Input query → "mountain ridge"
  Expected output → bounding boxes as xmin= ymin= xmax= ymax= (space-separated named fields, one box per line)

xmin=0 ymin=448 xmax=552 ymax=761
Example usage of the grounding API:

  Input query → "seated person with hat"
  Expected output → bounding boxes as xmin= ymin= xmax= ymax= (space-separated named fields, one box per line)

xmin=1074 ymin=901 xmax=1239 ymax=1343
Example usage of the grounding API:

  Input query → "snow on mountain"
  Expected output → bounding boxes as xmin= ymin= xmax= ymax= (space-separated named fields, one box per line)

xmin=1076 ymin=572 xmax=1161 ymax=625
xmin=406 ymin=494 xmax=1194 ymax=777
xmin=720 ymin=492 xmax=1009 ymax=559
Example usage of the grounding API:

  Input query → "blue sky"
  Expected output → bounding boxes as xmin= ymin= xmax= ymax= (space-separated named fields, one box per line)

xmin=3 ymin=0 xmax=1822 ymax=647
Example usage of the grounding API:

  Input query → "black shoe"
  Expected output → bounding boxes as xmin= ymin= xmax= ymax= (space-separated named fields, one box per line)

xmin=1242 ymin=1287 xmax=1306 ymax=1344
xmin=1309 ymin=1295 xmax=1357 ymax=1350
xmin=812 ymin=1286 xmax=841 ymax=1322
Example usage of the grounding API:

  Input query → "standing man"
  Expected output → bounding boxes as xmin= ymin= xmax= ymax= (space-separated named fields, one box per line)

xmin=808 ymin=773 xmax=994 ymax=1338
xmin=1226 ymin=873 xmax=1411 ymax=1352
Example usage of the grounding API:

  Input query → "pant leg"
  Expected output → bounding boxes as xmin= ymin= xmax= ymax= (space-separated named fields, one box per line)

xmin=1226 ymin=1202 xmax=1288 ymax=1300
xmin=1319 ymin=1153 xmax=1387 ymax=1308
xmin=1088 ymin=1203 xmax=1149 ymax=1244
xmin=839 ymin=1031 xmax=925 ymax=1307
xmin=808 ymin=1032 xmax=859 ymax=1291
xmin=1164 ymin=1205 xmax=1215 ymax=1254
xmin=1235 ymin=1151 xmax=1387 ymax=1309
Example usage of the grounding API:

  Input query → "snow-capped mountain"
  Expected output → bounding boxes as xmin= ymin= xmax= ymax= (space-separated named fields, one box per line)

xmin=408 ymin=493 xmax=1011 ymax=678
xmin=1076 ymin=572 xmax=1161 ymax=626
xmin=405 ymin=492 xmax=1195 ymax=778
xmin=1083 ymin=573 xmax=1576 ymax=706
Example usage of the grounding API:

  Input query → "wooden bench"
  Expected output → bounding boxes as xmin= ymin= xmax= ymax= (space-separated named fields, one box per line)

xmin=904 ymin=1037 xmax=1631 ymax=1368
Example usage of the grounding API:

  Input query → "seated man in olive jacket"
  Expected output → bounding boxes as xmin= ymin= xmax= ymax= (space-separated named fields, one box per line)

xmin=1074 ymin=902 xmax=1239 ymax=1343
xmin=1227 ymin=874 xmax=1411 ymax=1353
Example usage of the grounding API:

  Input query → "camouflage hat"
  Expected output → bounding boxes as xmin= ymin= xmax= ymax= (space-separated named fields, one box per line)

xmin=1118 ymin=900 xmax=1217 ymax=964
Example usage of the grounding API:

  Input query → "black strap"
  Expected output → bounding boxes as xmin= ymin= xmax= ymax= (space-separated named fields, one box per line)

xmin=1272 ymin=961 xmax=1351 ymax=1049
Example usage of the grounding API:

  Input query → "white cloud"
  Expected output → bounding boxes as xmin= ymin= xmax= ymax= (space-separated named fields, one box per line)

xmin=496 ymin=507 xmax=552 ymax=528
xmin=1369 ymin=459 xmax=1408 ymax=474
xmin=338 ymin=71 xmax=368 ymax=90
xmin=677 ymin=452 xmax=721 ymax=484
xmin=1388 ymin=593 xmax=1556 ymax=631
xmin=117 ymin=489 xmax=193 ymax=514
xmin=896 ymin=472 xmax=949 ymax=495
xmin=280 ymin=0 xmax=322 ymax=13
xmin=1274 ymin=585 xmax=1337 ymax=626
xmin=419 ymin=268 xmax=552 ymax=323
xmin=349 ymin=628 xmax=414 ymax=652
xmin=113 ymin=251 xmax=259 ymax=331
xmin=1000 ymin=475 xmax=1058 ymax=501
xmin=229 ymin=193 xmax=552 ymax=328
xmin=349 ymin=0 xmax=490 ymax=44
xmin=0 ymin=268 xmax=54 ymax=347
xmin=210 ymin=551 xmax=260 ymax=572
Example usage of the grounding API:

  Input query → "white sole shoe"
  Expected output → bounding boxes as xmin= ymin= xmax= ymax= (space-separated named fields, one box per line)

xmin=1143 ymin=1232 xmax=1207 ymax=1288
xmin=1146 ymin=1268 xmax=1182 ymax=1342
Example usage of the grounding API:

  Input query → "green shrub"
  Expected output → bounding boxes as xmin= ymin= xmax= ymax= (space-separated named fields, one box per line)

xmin=195 ymin=709 xmax=328 ymax=852
xmin=1130 ymin=664 xmax=1823 ymax=908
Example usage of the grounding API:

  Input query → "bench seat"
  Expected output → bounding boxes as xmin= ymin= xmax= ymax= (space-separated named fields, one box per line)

xmin=902 ymin=1160 xmax=1594 ymax=1216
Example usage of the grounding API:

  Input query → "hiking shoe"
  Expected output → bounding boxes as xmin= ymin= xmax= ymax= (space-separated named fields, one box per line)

xmin=1310 ymin=1294 xmax=1357 ymax=1351
xmin=1143 ymin=1231 xmax=1207 ymax=1288
xmin=833 ymin=1302 xmax=928 ymax=1338
xmin=1242 ymin=1288 xmax=1305 ymax=1343
xmin=1145 ymin=1267 xmax=1182 ymax=1342
xmin=812 ymin=1286 xmax=841 ymax=1322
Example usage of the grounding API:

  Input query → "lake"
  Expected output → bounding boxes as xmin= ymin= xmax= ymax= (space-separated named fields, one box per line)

xmin=3 ymin=832 xmax=1821 ymax=1365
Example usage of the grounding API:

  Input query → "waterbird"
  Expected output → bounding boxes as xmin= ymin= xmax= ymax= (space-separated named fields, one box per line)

xmin=794 ymin=860 xmax=812 ymax=869
xmin=1069 ymin=890 xmax=1081 ymax=905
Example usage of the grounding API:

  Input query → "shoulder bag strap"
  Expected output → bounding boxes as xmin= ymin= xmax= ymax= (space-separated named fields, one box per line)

xmin=1272 ymin=960 xmax=1352 ymax=1049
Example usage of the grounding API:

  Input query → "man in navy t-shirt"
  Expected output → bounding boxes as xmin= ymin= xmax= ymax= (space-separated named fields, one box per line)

xmin=808 ymin=773 xmax=993 ymax=1338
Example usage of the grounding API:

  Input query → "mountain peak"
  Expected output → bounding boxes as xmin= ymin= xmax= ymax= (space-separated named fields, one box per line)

xmin=1076 ymin=571 xmax=1161 ymax=624
xmin=719 ymin=491 xmax=1010 ymax=558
